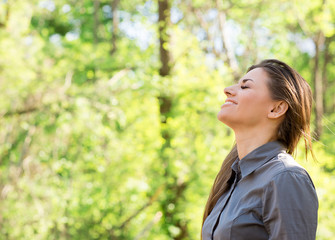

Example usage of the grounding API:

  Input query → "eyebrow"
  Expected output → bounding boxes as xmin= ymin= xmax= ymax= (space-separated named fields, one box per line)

xmin=240 ymin=78 xmax=254 ymax=84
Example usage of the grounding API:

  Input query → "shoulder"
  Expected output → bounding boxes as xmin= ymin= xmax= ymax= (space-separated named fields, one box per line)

xmin=261 ymin=153 xmax=318 ymax=205
xmin=263 ymin=152 xmax=311 ymax=180
xmin=261 ymin=154 xmax=318 ymax=240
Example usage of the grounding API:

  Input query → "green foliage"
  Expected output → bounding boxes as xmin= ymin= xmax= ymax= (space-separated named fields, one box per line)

xmin=0 ymin=0 xmax=334 ymax=239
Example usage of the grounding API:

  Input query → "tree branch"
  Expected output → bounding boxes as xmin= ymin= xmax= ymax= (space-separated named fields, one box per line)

xmin=216 ymin=0 xmax=240 ymax=80
xmin=2 ymin=106 xmax=40 ymax=118
xmin=134 ymin=211 xmax=163 ymax=240
xmin=117 ymin=184 xmax=164 ymax=230
xmin=108 ymin=68 xmax=130 ymax=85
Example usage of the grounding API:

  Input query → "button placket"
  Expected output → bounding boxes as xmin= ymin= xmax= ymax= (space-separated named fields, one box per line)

xmin=211 ymin=172 xmax=240 ymax=240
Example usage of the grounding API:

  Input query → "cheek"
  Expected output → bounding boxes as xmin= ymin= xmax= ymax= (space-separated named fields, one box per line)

xmin=238 ymin=94 xmax=269 ymax=115
xmin=217 ymin=92 xmax=272 ymax=126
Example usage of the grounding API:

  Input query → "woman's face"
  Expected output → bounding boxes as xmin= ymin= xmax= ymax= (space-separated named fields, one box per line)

xmin=217 ymin=67 xmax=275 ymax=130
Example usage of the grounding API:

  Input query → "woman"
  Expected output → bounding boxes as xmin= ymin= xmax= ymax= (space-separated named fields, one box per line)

xmin=202 ymin=59 xmax=318 ymax=240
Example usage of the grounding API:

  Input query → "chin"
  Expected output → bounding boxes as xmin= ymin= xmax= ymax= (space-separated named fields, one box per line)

xmin=217 ymin=112 xmax=230 ymax=124
xmin=217 ymin=111 xmax=238 ymax=130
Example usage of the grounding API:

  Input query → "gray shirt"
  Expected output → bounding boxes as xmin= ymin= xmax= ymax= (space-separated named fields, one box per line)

xmin=202 ymin=141 xmax=318 ymax=240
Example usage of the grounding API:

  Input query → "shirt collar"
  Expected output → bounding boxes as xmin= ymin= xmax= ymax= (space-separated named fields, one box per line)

xmin=231 ymin=140 xmax=287 ymax=179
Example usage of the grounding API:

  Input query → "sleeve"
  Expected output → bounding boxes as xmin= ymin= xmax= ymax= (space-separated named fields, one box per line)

xmin=262 ymin=170 xmax=318 ymax=240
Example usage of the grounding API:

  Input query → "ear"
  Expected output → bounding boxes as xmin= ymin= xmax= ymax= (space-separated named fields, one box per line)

xmin=268 ymin=101 xmax=288 ymax=119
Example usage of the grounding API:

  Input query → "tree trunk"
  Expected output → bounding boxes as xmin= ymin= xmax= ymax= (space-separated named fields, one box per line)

xmin=158 ymin=0 xmax=171 ymax=76
xmin=157 ymin=0 xmax=189 ymax=239
xmin=322 ymin=36 xmax=333 ymax=114
xmin=0 ymin=1 xmax=10 ymax=28
xmin=313 ymin=31 xmax=325 ymax=140
xmin=110 ymin=0 xmax=120 ymax=55
xmin=93 ymin=0 xmax=100 ymax=45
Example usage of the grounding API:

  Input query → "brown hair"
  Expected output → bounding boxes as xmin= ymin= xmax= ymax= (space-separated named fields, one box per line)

xmin=201 ymin=59 xmax=315 ymax=234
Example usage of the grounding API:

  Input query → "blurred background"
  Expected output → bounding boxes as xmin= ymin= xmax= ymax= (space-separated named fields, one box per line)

xmin=0 ymin=0 xmax=334 ymax=239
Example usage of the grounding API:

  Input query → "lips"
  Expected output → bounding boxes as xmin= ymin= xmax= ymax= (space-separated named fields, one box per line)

xmin=225 ymin=99 xmax=238 ymax=104
xmin=221 ymin=99 xmax=237 ymax=108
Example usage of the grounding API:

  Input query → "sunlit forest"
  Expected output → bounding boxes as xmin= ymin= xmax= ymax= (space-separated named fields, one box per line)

xmin=0 ymin=0 xmax=335 ymax=239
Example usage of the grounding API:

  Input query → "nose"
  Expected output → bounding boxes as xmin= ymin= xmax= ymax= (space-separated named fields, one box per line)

xmin=224 ymin=85 xmax=236 ymax=96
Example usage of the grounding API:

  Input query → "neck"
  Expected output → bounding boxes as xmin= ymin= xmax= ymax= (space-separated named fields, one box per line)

xmin=234 ymin=126 xmax=277 ymax=160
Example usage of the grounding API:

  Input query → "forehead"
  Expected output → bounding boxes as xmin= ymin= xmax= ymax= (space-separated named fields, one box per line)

xmin=237 ymin=68 xmax=269 ymax=85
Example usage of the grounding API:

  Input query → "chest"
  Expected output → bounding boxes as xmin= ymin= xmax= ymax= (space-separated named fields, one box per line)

xmin=202 ymin=176 xmax=269 ymax=240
